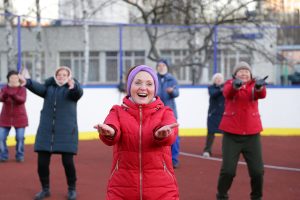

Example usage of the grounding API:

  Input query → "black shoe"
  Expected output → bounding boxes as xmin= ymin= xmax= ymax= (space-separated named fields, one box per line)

xmin=216 ymin=193 xmax=229 ymax=200
xmin=16 ymin=158 xmax=24 ymax=163
xmin=68 ymin=189 xmax=76 ymax=200
xmin=0 ymin=159 xmax=8 ymax=162
xmin=173 ymin=162 xmax=179 ymax=169
xmin=34 ymin=189 xmax=50 ymax=200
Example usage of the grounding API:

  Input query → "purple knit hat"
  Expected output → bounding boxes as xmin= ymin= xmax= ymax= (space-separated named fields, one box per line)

xmin=126 ymin=65 xmax=158 ymax=96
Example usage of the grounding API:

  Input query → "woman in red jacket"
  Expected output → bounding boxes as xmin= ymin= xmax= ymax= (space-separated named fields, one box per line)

xmin=216 ymin=62 xmax=267 ymax=200
xmin=94 ymin=65 xmax=179 ymax=200
xmin=0 ymin=70 xmax=28 ymax=162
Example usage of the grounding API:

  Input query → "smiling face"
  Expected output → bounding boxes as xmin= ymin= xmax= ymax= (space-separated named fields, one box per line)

xmin=56 ymin=69 xmax=69 ymax=85
xmin=8 ymin=74 xmax=20 ymax=87
xmin=130 ymin=71 xmax=155 ymax=104
xmin=235 ymin=69 xmax=251 ymax=83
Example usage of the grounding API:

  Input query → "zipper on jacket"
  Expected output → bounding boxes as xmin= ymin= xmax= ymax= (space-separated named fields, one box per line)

xmin=51 ymin=88 xmax=57 ymax=151
xmin=109 ymin=159 xmax=119 ymax=179
xmin=139 ymin=105 xmax=143 ymax=200
xmin=163 ymin=160 xmax=175 ymax=182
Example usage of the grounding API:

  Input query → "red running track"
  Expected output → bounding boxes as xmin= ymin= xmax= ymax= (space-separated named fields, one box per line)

xmin=0 ymin=136 xmax=299 ymax=200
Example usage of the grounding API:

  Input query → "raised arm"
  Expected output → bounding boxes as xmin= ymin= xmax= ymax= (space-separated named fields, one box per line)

xmin=19 ymin=74 xmax=47 ymax=98
xmin=67 ymin=79 xmax=83 ymax=101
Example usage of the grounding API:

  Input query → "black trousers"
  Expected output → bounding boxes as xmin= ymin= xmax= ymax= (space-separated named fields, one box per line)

xmin=203 ymin=132 xmax=215 ymax=154
xmin=37 ymin=151 xmax=77 ymax=190
xmin=217 ymin=133 xmax=264 ymax=200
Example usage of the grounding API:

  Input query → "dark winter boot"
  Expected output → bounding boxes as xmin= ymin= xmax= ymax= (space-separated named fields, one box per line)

xmin=67 ymin=189 xmax=76 ymax=200
xmin=66 ymin=177 xmax=76 ymax=200
xmin=216 ymin=193 xmax=229 ymax=200
xmin=34 ymin=187 xmax=50 ymax=200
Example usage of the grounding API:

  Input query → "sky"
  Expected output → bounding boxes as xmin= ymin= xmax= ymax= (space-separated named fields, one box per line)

xmin=12 ymin=0 xmax=59 ymax=20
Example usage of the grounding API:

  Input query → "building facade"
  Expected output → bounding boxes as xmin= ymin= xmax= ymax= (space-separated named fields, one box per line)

xmin=0 ymin=23 xmax=278 ymax=84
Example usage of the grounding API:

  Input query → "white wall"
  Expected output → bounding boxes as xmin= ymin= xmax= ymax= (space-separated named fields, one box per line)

xmin=177 ymin=87 xmax=300 ymax=129
xmin=1 ymin=87 xmax=300 ymax=136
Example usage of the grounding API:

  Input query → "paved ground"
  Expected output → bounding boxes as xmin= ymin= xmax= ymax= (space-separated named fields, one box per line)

xmin=0 ymin=136 xmax=299 ymax=200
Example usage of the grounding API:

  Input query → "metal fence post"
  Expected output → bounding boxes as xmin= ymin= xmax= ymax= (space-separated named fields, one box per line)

xmin=213 ymin=25 xmax=218 ymax=74
xmin=119 ymin=25 xmax=123 ymax=83
xmin=17 ymin=15 xmax=21 ymax=72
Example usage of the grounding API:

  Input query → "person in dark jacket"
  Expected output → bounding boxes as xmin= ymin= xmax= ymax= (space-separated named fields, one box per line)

xmin=19 ymin=66 xmax=83 ymax=200
xmin=94 ymin=65 xmax=179 ymax=200
xmin=0 ymin=70 xmax=28 ymax=162
xmin=156 ymin=60 xmax=180 ymax=169
xmin=203 ymin=73 xmax=224 ymax=158
xmin=216 ymin=61 xmax=267 ymax=200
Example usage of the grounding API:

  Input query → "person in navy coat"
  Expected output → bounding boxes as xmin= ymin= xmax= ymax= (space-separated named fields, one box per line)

xmin=203 ymin=73 xmax=225 ymax=158
xmin=19 ymin=66 xmax=83 ymax=200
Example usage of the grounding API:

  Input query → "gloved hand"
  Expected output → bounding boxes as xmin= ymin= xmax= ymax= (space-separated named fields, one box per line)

xmin=217 ymin=83 xmax=224 ymax=91
xmin=0 ymin=88 xmax=9 ymax=99
xmin=232 ymin=75 xmax=243 ymax=89
xmin=255 ymin=76 xmax=268 ymax=90
xmin=2 ymin=92 xmax=9 ymax=99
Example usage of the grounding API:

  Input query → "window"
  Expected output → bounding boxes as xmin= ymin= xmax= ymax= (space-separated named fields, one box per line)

xmin=105 ymin=50 xmax=146 ymax=83
xmin=21 ymin=52 xmax=45 ymax=81
xmin=58 ymin=50 xmax=145 ymax=84
xmin=59 ymin=51 xmax=100 ymax=83
xmin=105 ymin=51 xmax=118 ymax=82
xmin=220 ymin=49 xmax=251 ymax=80
xmin=160 ymin=48 xmax=253 ymax=84
xmin=161 ymin=49 xmax=194 ymax=84
xmin=123 ymin=50 xmax=145 ymax=75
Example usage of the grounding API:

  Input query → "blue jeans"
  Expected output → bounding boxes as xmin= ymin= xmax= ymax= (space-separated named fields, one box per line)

xmin=171 ymin=135 xmax=180 ymax=165
xmin=0 ymin=127 xmax=25 ymax=161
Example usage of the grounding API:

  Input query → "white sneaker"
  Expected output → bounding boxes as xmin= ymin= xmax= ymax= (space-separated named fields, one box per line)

xmin=203 ymin=152 xmax=210 ymax=158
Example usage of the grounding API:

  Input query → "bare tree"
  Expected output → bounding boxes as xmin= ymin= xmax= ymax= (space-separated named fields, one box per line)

xmin=60 ymin=0 xmax=118 ymax=84
xmin=123 ymin=0 xmax=275 ymax=84
xmin=4 ymin=0 xmax=16 ymax=70
xmin=80 ymin=0 xmax=90 ymax=84
xmin=34 ymin=0 xmax=43 ymax=82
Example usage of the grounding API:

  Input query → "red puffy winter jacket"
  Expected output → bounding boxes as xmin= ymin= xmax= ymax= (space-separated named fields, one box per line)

xmin=100 ymin=96 xmax=179 ymax=200
xmin=219 ymin=79 xmax=266 ymax=135
xmin=0 ymin=85 xmax=28 ymax=128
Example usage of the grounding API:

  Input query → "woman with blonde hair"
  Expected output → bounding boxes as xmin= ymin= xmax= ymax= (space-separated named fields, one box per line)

xmin=19 ymin=66 xmax=83 ymax=200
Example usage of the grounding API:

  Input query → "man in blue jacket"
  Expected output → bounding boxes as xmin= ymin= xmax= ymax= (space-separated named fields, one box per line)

xmin=156 ymin=60 xmax=180 ymax=168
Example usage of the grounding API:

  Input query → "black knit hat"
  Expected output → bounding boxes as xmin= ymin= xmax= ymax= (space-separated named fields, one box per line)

xmin=157 ymin=59 xmax=169 ymax=68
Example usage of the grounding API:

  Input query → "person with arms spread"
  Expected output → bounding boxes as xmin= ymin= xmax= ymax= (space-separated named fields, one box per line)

xmin=94 ymin=65 xmax=179 ymax=200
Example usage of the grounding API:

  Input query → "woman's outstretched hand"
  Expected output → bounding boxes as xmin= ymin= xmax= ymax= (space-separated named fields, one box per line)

xmin=94 ymin=124 xmax=116 ymax=138
xmin=18 ymin=74 xmax=27 ymax=86
xmin=154 ymin=123 xmax=179 ymax=139
xmin=68 ymin=78 xmax=75 ymax=89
